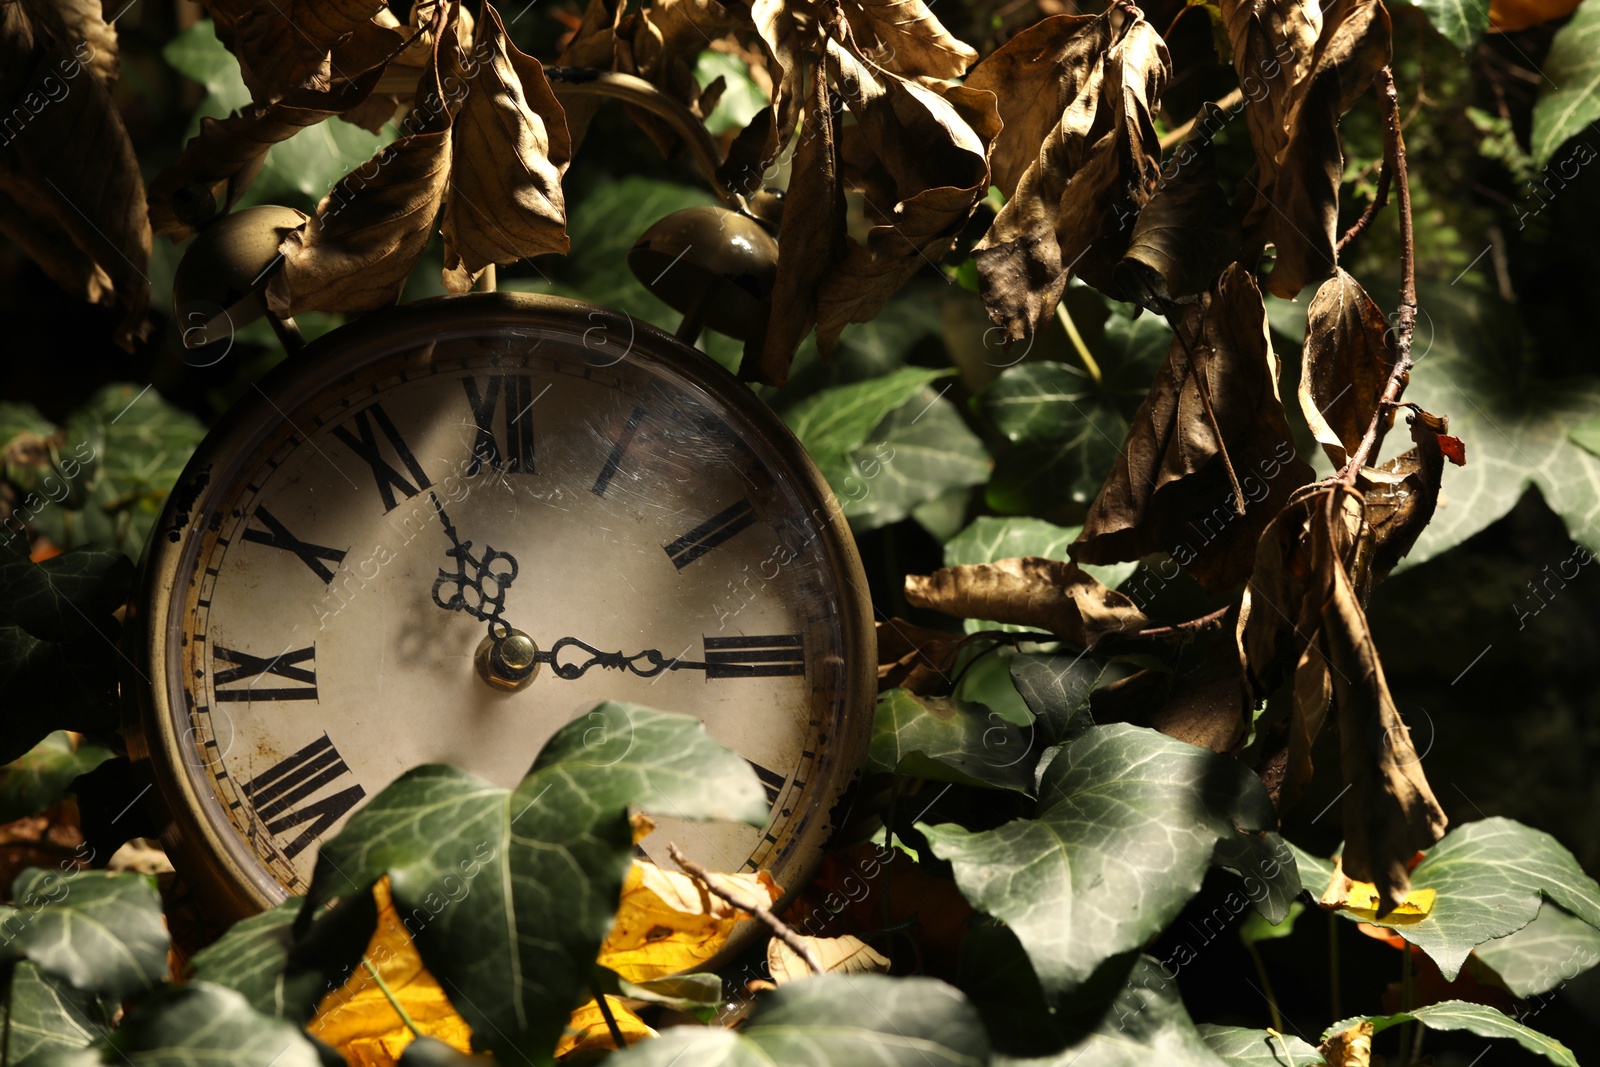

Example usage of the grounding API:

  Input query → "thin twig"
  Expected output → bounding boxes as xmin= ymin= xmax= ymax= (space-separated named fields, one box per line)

xmin=363 ymin=959 xmax=422 ymax=1040
xmin=666 ymin=842 xmax=824 ymax=975
xmin=1126 ymin=604 xmax=1231 ymax=641
xmin=590 ymin=981 xmax=628 ymax=1050
xmin=1159 ymin=89 xmax=1245 ymax=151
xmin=1339 ymin=66 xmax=1416 ymax=483
xmin=1335 ymin=160 xmax=1391 ymax=254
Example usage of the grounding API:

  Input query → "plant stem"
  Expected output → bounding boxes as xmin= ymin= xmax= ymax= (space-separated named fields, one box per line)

xmin=1336 ymin=161 xmax=1390 ymax=254
xmin=590 ymin=982 xmax=628 ymax=1050
xmin=1339 ymin=66 xmax=1416 ymax=484
xmin=1126 ymin=604 xmax=1231 ymax=641
xmin=363 ymin=959 xmax=422 ymax=1040
xmin=1328 ymin=912 xmax=1342 ymax=1022
xmin=1055 ymin=301 xmax=1102 ymax=386
xmin=666 ymin=842 xmax=825 ymax=975
xmin=1399 ymin=946 xmax=1414 ymax=1065
xmin=1245 ymin=942 xmax=1285 ymax=1033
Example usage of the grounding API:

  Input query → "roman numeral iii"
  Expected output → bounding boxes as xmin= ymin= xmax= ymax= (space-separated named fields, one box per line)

xmin=332 ymin=402 xmax=432 ymax=512
xmin=213 ymin=645 xmax=318 ymax=702
xmin=703 ymin=634 xmax=805 ymax=678
xmin=241 ymin=734 xmax=365 ymax=859
xmin=463 ymin=375 xmax=538 ymax=476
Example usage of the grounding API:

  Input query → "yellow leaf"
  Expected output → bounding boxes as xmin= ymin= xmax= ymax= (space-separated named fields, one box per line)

xmin=597 ymin=860 xmax=779 ymax=982
xmin=308 ymin=878 xmax=474 ymax=1067
xmin=767 ymin=934 xmax=891 ymax=985
xmin=1319 ymin=1020 xmax=1374 ymax=1067
xmin=1319 ymin=860 xmax=1436 ymax=924
xmin=554 ymin=997 xmax=656 ymax=1060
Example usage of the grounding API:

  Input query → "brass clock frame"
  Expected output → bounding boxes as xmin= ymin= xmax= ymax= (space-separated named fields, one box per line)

xmin=124 ymin=291 xmax=877 ymax=924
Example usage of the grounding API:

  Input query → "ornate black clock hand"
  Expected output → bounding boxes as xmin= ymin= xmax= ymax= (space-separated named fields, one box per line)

xmin=532 ymin=634 xmax=805 ymax=680
xmin=427 ymin=491 xmax=520 ymax=642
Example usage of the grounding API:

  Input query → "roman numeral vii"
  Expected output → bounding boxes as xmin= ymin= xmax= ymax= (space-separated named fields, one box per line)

xmin=241 ymin=734 xmax=365 ymax=860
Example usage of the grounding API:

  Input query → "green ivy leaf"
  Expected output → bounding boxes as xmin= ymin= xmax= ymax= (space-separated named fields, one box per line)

xmin=1473 ymin=903 xmax=1600 ymax=998
xmin=925 ymin=724 xmax=1296 ymax=1002
xmin=73 ymin=983 xmax=327 ymax=1067
xmin=0 ymin=732 xmax=114 ymax=824
xmin=1405 ymin=0 xmax=1489 ymax=51
xmin=785 ymin=367 xmax=949 ymax=475
xmin=989 ymin=955 xmax=1233 ymax=1067
xmin=0 ymin=626 xmax=121 ymax=765
xmin=299 ymin=702 xmax=767 ymax=1064
xmin=0 ymin=870 xmax=168 ymax=1003
xmin=1287 ymin=840 xmax=1336 ymax=895
xmin=604 ymin=975 xmax=991 ymax=1065
xmin=188 ymin=894 xmax=376 ymax=1025
xmin=1363 ymin=817 xmax=1600 ymax=980
xmin=1238 ymin=901 xmax=1305 ymax=946
xmin=1531 ymin=0 xmax=1600 ymax=167
xmin=840 ymin=390 xmax=990 ymax=531
xmin=0 ymin=960 xmax=110 ymax=1063
xmin=870 ymin=689 xmax=1038 ymax=793
xmin=1325 ymin=1001 xmax=1576 ymax=1067
xmin=1197 ymin=1025 xmax=1324 ymax=1067
xmin=980 ymin=362 xmax=1126 ymax=512
xmin=1007 ymin=653 xmax=1104 ymax=748
xmin=0 ymin=547 xmax=132 ymax=642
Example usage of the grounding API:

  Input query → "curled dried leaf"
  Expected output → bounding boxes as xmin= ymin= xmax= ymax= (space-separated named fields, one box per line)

xmin=1114 ymin=142 xmax=1243 ymax=314
xmin=202 ymin=0 xmax=390 ymax=102
xmin=266 ymin=27 xmax=458 ymax=316
xmin=1091 ymin=621 xmax=1250 ymax=753
xmin=1075 ymin=264 xmax=1314 ymax=592
xmin=440 ymin=2 xmax=572 ymax=292
xmin=840 ymin=0 xmax=977 ymax=81
xmin=0 ymin=0 xmax=150 ymax=348
xmin=1301 ymin=268 xmax=1398 ymax=465
xmin=812 ymin=37 xmax=997 ymax=356
xmin=876 ymin=618 xmax=962 ymax=696
xmin=973 ymin=7 xmax=1169 ymax=341
xmin=767 ymin=933 xmax=890 ymax=984
xmin=904 ymin=556 xmax=1150 ymax=650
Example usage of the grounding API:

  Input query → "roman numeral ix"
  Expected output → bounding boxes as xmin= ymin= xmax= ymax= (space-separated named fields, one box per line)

xmin=213 ymin=645 xmax=318 ymax=702
xmin=463 ymin=375 xmax=538 ymax=476
xmin=663 ymin=500 xmax=755 ymax=570
xmin=332 ymin=402 xmax=432 ymax=512
xmin=242 ymin=506 xmax=347 ymax=584
xmin=241 ymin=734 xmax=365 ymax=859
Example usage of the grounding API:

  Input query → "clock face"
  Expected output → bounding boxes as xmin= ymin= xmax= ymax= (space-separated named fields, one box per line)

xmin=134 ymin=295 xmax=873 ymax=913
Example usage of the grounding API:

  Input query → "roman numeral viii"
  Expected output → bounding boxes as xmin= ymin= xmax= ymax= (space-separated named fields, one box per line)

xmin=332 ymin=402 xmax=432 ymax=512
xmin=463 ymin=375 xmax=538 ymax=476
xmin=243 ymin=507 xmax=347 ymax=584
xmin=241 ymin=734 xmax=365 ymax=859
xmin=703 ymin=634 xmax=805 ymax=678
xmin=663 ymin=500 xmax=755 ymax=569
xmin=213 ymin=645 xmax=318 ymax=702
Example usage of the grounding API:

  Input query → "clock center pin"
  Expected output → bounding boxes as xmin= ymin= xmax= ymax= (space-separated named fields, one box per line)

xmin=476 ymin=630 xmax=540 ymax=692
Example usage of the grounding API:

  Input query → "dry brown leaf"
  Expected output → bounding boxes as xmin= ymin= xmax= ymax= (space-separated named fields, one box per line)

xmin=1075 ymin=264 xmax=1314 ymax=592
xmin=840 ymin=0 xmax=977 ymax=81
xmin=1361 ymin=415 xmax=1445 ymax=581
xmin=960 ymin=13 xmax=1102 ymax=199
xmin=1228 ymin=0 xmax=1391 ymax=297
xmin=973 ymin=8 xmax=1169 ymax=341
xmin=1301 ymin=268 xmax=1398 ymax=465
xmin=1090 ymin=622 xmax=1249 ymax=753
xmin=876 ymin=617 xmax=962 ymax=695
xmin=904 ymin=557 xmax=1150 ymax=650
xmin=597 ymin=860 xmax=779 ymax=982
xmin=26 ymin=0 xmax=119 ymax=87
xmin=553 ymin=0 xmax=623 ymax=150
xmin=266 ymin=26 xmax=458 ymax=316
xmin=811 ymin=35 xmax=997 ymax=356
xmin=1319 ymin=1020 xmax=1374 ymax=1067
xmin=1114 ymin=142 xmax=1242 ymax=314
xmin=1325 ymin=540 xmax=1446 ymax=913
xmin=617 ymin=0 xmax=740 ymax=157
xmin=148 ymin=78 xmax=379 ymax=240
xmin=202 ymin=0 xmax=390 ymax=102
xmin=0 ymin=0 xmax=150 ymax=348
xmin=309 ymin=878 xmax=474 ymax=1067
xmin=767 ymin=933 xmax=890 ymax=985
xmin=440 ymin=2 xmax=572 ymax=292
xmin=749 ymin=67 xmax=846 ymax=385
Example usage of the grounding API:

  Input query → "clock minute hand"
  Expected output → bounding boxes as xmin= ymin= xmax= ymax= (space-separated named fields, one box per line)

xmin=534 ymin=636 xmax=706 ymax=681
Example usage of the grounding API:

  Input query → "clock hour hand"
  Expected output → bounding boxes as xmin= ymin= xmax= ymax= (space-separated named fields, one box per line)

xmin=428 ymin=492 xmax=520 ymax=640
xmin=533 ymin=636 xmax=687 ymax=680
